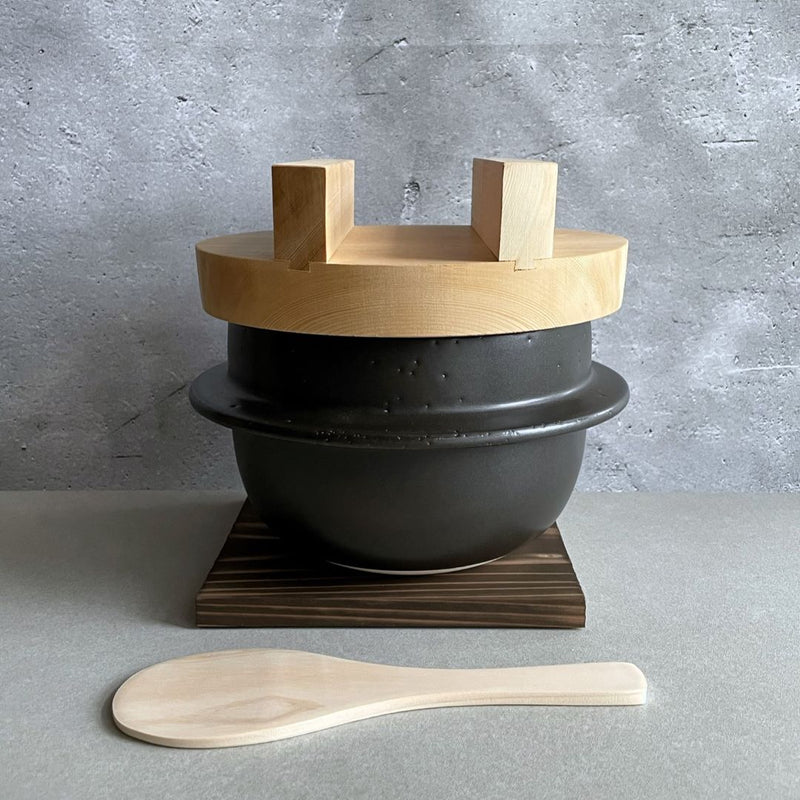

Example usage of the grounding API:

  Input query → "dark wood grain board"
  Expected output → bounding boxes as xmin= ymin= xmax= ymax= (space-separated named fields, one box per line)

xmin=196 ymin=501 xmax=585 ymax=628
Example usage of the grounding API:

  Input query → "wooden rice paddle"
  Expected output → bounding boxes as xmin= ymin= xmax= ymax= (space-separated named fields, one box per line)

xmin=112 ymin=649 xmax=647 ymax=748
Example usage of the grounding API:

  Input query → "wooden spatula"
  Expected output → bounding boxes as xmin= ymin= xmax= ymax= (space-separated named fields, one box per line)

xmin=112 ymin=649 xmax=647 ymax=748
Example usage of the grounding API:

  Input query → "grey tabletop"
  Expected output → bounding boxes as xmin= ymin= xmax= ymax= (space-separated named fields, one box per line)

xmin=1 ymin=491 xmax=798 ymax=799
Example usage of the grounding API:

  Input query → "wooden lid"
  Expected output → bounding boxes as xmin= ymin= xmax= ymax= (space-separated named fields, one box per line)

xmin=196 ymin=158 xmax=627 ymax=337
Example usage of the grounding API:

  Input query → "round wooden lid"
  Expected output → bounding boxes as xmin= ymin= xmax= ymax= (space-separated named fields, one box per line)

xmin=195 ymin=159 xmax=627 ymax=337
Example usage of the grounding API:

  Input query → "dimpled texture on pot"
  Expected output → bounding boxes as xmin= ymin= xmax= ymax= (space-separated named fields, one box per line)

xmin=189 ymin=323 xmax=629 ymax=570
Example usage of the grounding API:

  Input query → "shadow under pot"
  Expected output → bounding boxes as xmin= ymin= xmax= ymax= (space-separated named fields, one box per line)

xmin=190 ymin=322 xmax=628 ymax=574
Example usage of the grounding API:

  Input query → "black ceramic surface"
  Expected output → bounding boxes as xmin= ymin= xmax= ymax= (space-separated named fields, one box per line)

xmin=190 ymin=323 xmax=629 ymax=572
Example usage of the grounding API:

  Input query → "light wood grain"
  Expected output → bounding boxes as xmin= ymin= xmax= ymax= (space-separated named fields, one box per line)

xmin=196 ymin=157 xmax=626 ymax=335
xmin=471 ymin=158 xmax=558 ymax=265
xmin=196 ymin=227 xmax=627 ymax=337
xmin=271 ymin=159 xmax=354 ymax=269
xmin=113 ymin=649 xmax=647 ymax=748
xmin=196 ymin=501 xmax=586 ymax=628
xmin=327 ymin=223 xmax=497 ymax=265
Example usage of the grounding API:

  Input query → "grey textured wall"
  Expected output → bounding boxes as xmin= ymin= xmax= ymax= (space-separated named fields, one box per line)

xmin=2 ymin=0 xmax=798 ymax=491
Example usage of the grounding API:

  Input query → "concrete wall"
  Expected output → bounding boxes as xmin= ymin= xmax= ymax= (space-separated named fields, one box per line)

xmin=2 ymin=0 xmax=798 ymax=491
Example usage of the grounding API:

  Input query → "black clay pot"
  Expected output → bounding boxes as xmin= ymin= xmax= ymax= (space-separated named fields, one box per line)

xmin=190 ymin=323 xmax=628 ymax=573
xmin=190 ymin=323 xmax=628 ymax=572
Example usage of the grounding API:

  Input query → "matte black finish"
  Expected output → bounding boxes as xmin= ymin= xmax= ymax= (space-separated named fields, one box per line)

xmin=232 ymin=428 xmax=586 ymax=571
xmin=190 ymin=323 xmax=629 ymax=571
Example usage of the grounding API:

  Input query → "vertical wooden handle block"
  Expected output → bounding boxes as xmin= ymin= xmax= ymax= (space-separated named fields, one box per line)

xmin=471 ymin=158 xmax=558 ymax=267
xmin=272 ymin=159 xmax=355 ymax=269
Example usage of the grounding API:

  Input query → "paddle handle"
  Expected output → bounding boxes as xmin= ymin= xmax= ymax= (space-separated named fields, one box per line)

xmin=399 ymin=662 xmax=647 ymax=707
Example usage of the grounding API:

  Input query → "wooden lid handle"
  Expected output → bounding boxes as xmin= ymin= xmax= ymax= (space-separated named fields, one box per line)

xmin=471 ymin=158 xmax=558 ymax=266
xmin=271 ymin=157 xmax=557 ymax=269
xmin=272 ymin=159 xmax=354 ymax=269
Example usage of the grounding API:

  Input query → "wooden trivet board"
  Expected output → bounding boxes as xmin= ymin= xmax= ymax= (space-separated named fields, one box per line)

xmin=196 ymin=501 xmax=585 ymax=628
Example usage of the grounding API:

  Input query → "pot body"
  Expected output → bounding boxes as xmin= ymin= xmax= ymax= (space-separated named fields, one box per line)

xmin=233 ymin=428 xmax=586 ymax=572
xmin=190 ymin=323 xmax=629 ymax=572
